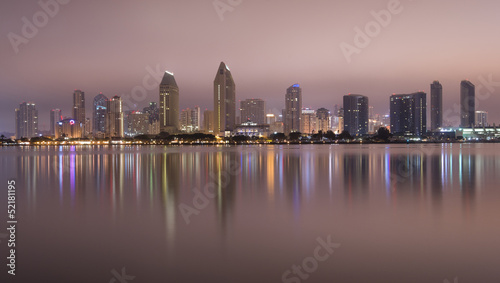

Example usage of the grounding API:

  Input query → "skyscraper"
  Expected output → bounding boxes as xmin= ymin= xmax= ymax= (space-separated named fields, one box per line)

xmin=430 ymin=81 xmax=443 ymax=131
xmin=390 ymin=92 xmax=427 ymax=136
xmin=159 ymin=71 xmax=180 ymax=133
xmin=460 ymin=80 xmax=475 ymax=128
xmin=106 ymin=95 xmax=124 ymax=138
xmin=316 ymin=108 xmax=331 ymax=133
xmin=15 ymin=102 xmax=38 ymax=139
xmin=203 ymin=110 xmax=215 ymax=133
xmin=300 ymin=108 xmax=317 ymax=134
xmin=284 ymin=84 xmax=302 ymax=134
xmin=343 ymin=94 xmax=369 ymax=136
xmin=240 ymin=98 xmax=265 ymax=124
xmin=475 ymin=111 xmax=488 ymax=127
xmin=214 ymin=62 xmax=236 ymax=134
xmin=93 ymin=93 xmax=108 ymax=136
xmin=50 ymin=108 xmax=62 ymax=136
xmin=73 ymin=90 xmax=85 ymax=124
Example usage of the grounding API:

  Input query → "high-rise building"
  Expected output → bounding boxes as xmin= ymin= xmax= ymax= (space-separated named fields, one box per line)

xmin=343 ymin=94 xmax=369 ymax=136
xmin=50 ymin=109 xmax=62 ymax=136
xmin=240 ymin=99 xmax=265 ymax=124
xmin=73 ymin=90 xmax=85 ymax=124
xmin=337 ymin=108 xmax=344 ymax=134
xmin=460 ymin=80 xmax=475 ymax=128
xmin=430 ymin=81 xmax=443 ymax=131
xmin=316 ymin=108 xmax=331 ymax=133
xmin=214 ymin=62 xmax=236 ymax=134
xmin=159 ymin=71 xmax=180 ymax=133
xmin=93 ymin=93 xmax=108 ymax=137
xmin=301 ymin=108 xmax=317 ymax=134
xmin=191 ymin=106 xmax=201 ymax=132
xmin=127 ymin=111 xmax=150 ymax=136
xmin=475 ymin=111 xmax=488 ymax=127
xmin=143 ymin=102 xmax=159 ymax=124
xmin=390 ymin=92 xmax=427 ymax=136
xmin=180 ymin=107 xmax=201 ymax=133
xmin=203 ymin=110 xmax=215 ymax=133
xmin=106 ymin=95 xmax=124 ymax=138
xmin=284 ymin=84 xmax=302 ymax=134
xmin=15 ymin=102 xmax=38 ymax=139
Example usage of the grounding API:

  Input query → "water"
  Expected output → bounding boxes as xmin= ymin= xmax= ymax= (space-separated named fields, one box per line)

xmin=1 ymin=144 xmax=500 ymax=283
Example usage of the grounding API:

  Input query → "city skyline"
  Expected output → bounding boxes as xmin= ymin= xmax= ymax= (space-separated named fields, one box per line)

xmin=6 ymin=75 xmax=497 ymax=139
xmin=2 ymin=0 xmax=500 ymax=133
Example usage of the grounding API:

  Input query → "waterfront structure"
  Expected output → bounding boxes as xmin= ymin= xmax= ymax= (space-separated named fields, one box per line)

xmin=240 ymin=99 xmax=265 ymax=125
xmin=343 ymin=94 xmax=369 ymax=136
xmin=73 ymin=90 xmax=85 ymax=125
xmin=390 ymin=92 xmax=427 ymax=136
xmin=430 ymin=81 xmax=443 ymax=131
xmin=93 ymin=93 xmax=108 ymax=137
xmin=159 ymin=71 xmax=180 ymax=133
xmin=106 ymin=96 xmax=124 ymax=138
xmin=460 ymin=80 xmax=475 ymax=128
xmin=214 ymin=62 xmax=236 ymax=135
xmin=55 ymin=118 xmax=83 ymax=139
xmin=234 ymin=122 xmax=270 ymax=137
xmin=15 ymin=102 xmax=38 ymax=139
xmin=284 ymin=84 xmax=302 ymax=134
xmin=50 ymin=109 xmax=62 ymax=136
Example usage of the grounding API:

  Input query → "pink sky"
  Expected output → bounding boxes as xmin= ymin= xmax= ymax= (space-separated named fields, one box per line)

xmin=1 ymin=0 xmax=500 ymax=132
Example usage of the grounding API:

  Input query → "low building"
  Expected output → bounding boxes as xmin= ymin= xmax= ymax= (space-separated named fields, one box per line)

xmin=234 ymin=122 xmax=270 ymax=137
xmin=55 ymin=119 xmax=83 ymax=139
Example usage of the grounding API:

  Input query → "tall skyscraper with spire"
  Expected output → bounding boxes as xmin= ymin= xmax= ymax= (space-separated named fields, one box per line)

xmin=214 ymin=62 xmax=236 ymax=135
xmin=159 ymin=71 xmax=179 ymax=133
xmin=73 ymin=90 xmax=85 ymax=124
xmin=430 ymin=81 xmax=443 ymax=131
xmin=460 ymin=80 xmax=475 ymax=128
xmin=284 ymin=84 xmax=302 ymax=135
xmin=93 ymin=93 xmax=108 ymax=136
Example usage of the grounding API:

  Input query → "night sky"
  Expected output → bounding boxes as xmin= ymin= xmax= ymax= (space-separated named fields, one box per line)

xmin=1 ymin=0 xmax=500 ymax=132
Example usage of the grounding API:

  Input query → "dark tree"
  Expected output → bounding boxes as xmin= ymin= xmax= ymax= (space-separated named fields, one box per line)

xmin=375 ymin=127 xmax=392 ymax=141
xmin=270 ymin=133 xmax=286 ymax=142
xmin=324 ymin=130 xmax=336 ymax=141
xmin=289 ymin=132 xmax=302 ymax=141
xmin=338 ymin=130 xmax=353 ymax=140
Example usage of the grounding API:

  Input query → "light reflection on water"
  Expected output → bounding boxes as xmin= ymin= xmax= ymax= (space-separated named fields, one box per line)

xmin=1 ymin=144 xmax=500 ymax=282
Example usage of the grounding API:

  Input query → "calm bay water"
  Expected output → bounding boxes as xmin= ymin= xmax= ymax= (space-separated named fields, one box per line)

xmin=1 ymin=144 xmax=500 ymax=283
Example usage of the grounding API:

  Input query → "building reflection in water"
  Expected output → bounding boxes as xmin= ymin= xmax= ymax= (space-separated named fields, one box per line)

xmin=10 ymin=144 xmax=497 ymax=243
